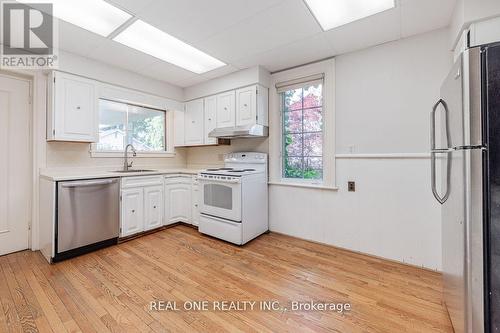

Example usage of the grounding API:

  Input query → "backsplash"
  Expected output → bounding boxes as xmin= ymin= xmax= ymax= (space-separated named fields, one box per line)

xmin=186 ymin=138 xmax=269 ymax=169
xmin=46 ymin=142 xmax=188 ymax=169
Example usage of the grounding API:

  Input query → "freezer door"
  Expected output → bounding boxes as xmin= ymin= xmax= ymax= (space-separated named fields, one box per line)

xmin=432 ymin=48 xmax=483 ymax=152
xmin=441 ymin=149 xmax=467 ymax=333
xmin=432 ymin=55 xmax=464 ymax=151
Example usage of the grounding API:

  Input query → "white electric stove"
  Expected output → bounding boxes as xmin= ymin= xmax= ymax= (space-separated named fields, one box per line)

xmin=197 ymin=152 xmax=268 ymax=245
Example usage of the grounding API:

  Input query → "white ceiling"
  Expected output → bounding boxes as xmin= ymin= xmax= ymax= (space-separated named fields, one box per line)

xmin=56 ymin=0 xmax=457 ymax=88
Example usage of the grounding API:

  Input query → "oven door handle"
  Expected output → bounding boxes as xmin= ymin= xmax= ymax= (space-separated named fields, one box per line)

xmin=198 ymin=178 xmax=241 ymax=184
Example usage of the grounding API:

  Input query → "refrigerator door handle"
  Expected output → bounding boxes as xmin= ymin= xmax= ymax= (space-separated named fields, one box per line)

xmin=430 ymin=99 xmax=451 ymax=151
xmin=431 ymin=151 xmax=451 ymax=204
xmin=430 ymin=99 xmax=452 ymax=205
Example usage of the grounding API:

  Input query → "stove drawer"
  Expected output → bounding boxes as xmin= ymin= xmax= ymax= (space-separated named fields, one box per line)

xmin=199 ymin=214 xmax=242 ymax=245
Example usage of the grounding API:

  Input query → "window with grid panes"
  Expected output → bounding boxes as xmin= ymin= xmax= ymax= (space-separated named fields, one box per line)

xmin=280 ymin=81 xmax=323 ymax=180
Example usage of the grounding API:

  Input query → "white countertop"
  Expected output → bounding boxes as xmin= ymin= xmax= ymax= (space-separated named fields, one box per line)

xmin=39 ymin=167 xmax=202 ymax=181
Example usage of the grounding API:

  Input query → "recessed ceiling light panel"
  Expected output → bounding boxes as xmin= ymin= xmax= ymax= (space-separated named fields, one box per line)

xmin=21 ymin=0 xmax=132 ymax=37
xmin=113 ymin=20 xmax=226 ymax=74
xmin=304 ymin=0 xmax=396 ymax=31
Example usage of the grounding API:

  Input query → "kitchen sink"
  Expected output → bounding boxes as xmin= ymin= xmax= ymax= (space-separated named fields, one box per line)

xmin=112 ymin=169 xmax=157 ymax=173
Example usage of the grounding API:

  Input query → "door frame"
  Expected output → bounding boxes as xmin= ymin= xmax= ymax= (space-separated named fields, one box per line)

xmin=0 ymin=69 xmax=41 ymax=252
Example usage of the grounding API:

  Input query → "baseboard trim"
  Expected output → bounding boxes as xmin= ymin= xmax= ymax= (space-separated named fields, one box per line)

xmin=269 ymin=230 xmax=441 ymax=274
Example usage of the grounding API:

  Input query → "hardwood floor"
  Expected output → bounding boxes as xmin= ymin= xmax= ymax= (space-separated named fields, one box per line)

xmin=0 ymin=225 xmax=452 ymax=333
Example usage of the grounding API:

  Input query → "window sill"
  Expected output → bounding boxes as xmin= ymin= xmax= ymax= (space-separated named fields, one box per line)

xmin=268 ymin=181 xmax=338 ymax=191
xmin=90 ymin=150 xmax=176 ymax=158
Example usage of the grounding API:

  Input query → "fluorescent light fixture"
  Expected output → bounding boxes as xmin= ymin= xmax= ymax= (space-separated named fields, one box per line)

xmin=21 ymin=0 xmax=132 ymax=37
xmin=113 ymin=20 xmax=226 ymax=74
xmin=304 ymin=0 xmax=396 ymax=31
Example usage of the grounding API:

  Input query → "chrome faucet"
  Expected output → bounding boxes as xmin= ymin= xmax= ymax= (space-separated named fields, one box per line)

xmin=123 ymin=144 xmax=137 ymax=171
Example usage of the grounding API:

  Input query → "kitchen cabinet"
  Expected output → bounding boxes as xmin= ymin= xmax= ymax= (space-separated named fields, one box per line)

xmin=144 ymin=186 xmax=164 ymax=231
xmin=120 ymin=176 xmax=163 ymax=237
xmin=47 ymin=71 xmax=98 ymax=142
xmin=165 ymin=176 xmax=192 ymax=225
xmin=185 ymin=99 xmax=204 ymax=145
xmin=121 ymin=188 xmax=144 ymax=237
xmin=174 ymin=109 xmax=185 ymax=147
xmin=204 ymin=96 xmax=217 ymax=145
xmin=216 ymin=91 xmax=236 ymax=128
xmin=236 ymin=86 xmax=257 ymax=126
xmin=191 ymin=177 xmax=200 ymax=226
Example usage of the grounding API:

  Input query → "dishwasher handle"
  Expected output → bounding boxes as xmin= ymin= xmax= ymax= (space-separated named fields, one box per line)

xmin=61 ymin=179 xmax=118 ymax=188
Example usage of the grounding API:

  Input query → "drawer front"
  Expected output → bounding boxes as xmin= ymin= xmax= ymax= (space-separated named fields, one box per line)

xmin=199 ymin=214 xmax=242 ymax=245
xmin=164 ymin=175 xmax=192 ymax=185
xmin=121 ymin=176 xmax=163 ymax=188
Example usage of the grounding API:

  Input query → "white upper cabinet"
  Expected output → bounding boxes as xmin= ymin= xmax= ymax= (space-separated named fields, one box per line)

xmin=47 ymin=71 xmax=98 ymax=142
xmin=173 ymin=109 xmax=185 ymax=147
xmin=236 ymin=86 xmax=257 ymax=127
xmin=204 ymin=96 xmax=217 ymax=145
xmin=184 ymin=99 xmax=204 ymax=146
xmin=216 ymin=91 xmax=236 ymax=128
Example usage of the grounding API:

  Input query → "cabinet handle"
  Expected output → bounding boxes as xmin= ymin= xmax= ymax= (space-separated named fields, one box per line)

xmin=244 ymin=104 xmax=248 ymax=107
xmin=208 ymin=118 xmax=212 ymax=121
xmin=76 ymin=106 xmax=81 ymax=110
xmin=192 ymin=120 xmax=195 ymax=123
xmin=224 ymin=107 xmax=227 ymax=110
xmin=131 ymin=209 xmax=135 ymax=213
xmin=153 ymin=205 xmax=157 ymax=209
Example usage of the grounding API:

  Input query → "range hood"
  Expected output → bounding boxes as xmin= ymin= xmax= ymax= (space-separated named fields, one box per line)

xmin=208 ymin=124 xmax=268 ymax=139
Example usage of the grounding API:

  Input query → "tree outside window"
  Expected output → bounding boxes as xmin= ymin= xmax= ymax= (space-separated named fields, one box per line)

xmin=282 ymin=83 xmax=323 ymax=180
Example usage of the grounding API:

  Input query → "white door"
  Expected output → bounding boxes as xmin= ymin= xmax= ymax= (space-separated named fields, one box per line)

xmin=165 ymin=184 xmax=191 ymax=224
xmin=144 ymin=186 xmax=163 ymax=231
xmin=54 ymin=72 xmax=97 ymax=142
xmin=121 ymin=188 xmax=144 ymax=237
xmin=185 ymin=99 xmax=204 ymax=145
xmin=216 ymin=91 xmax=235 ymax=128
xmin=204 ymin=96 xmax=217 ymax=145
xmin=236 ymin=86 xmax=256 ymax=127
xmin=0 ymin=75 xmax=31 ymax=255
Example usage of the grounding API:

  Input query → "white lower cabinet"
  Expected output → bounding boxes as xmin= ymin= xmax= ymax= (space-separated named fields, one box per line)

xmin=120 ymin=176 xmax=163 ymax=238
xmin=120 ymin=175 xmax=200 ymax=238
xmin=121 ymin=188 xmax=144 ymax=237
xmin=144 ymin=186 xmax=164 ymax=231
xmin=192 ymin=179 xmax=200 ymax=226
xmin=165 ymin=179 xmax=192 ymax=225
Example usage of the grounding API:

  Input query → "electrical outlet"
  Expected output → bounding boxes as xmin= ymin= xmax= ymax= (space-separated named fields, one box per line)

xmin=348 ymin=181 xmax=356 ymax=192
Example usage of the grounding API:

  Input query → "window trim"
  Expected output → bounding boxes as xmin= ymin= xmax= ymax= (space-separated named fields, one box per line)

xmin=90 ymin=86 xmax=177 ymax=158
xmin=269 ymin=59 xmax=336 ymax=188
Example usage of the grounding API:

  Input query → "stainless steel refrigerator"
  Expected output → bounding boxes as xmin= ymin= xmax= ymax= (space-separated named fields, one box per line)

xmin=431 ymin=43 xmax=500 ymax=332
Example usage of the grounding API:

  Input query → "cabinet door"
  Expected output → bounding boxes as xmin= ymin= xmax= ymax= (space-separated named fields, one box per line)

xmin=191 ymin=182 xmax=200 ymax=226
xmin=216 ymin=91 xmax=236 ymax=128
xmin=185 ymin=99 xmax=204 ymax=145
xmin=121 ymin=188 xmax=144 ymax=237
xmin=165 ymin=184 xmax=192 ymax=224
xmin=204 ymin=96 xmax=217 ymax=145
xmin=236 ymin=86 xmax=257 ymax=127
xmin=53 ymin=72 xmax=97 ymax=142
xmin=144 ymin=186 xmax=163 ymax=231
xmin=173 ymin=109 xmax=185 ymax=147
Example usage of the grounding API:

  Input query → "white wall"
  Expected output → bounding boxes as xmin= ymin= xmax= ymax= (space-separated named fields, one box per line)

xmin=186 ymin=28 xmax=452 ymax=270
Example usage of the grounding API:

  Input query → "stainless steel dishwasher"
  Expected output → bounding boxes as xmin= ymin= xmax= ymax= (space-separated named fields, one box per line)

xmin=55 ymin=178 xmax=120 ymax=262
